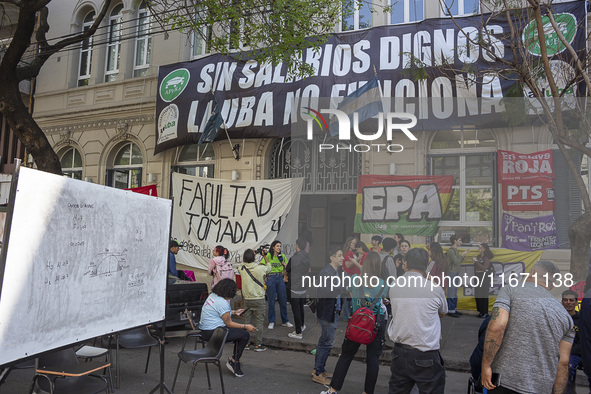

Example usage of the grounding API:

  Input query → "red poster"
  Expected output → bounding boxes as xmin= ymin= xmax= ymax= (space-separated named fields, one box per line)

xmin=125 ymin=185 xmax=158 ymax=197
xmin=498 ymin=150 xmax=554 ymax=182
xmin=502 ymin=178 xmax=555 ymax=211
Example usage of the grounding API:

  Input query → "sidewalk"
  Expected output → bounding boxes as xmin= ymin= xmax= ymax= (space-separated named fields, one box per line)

xmin=247 ymin=301 xmax=481 ymax=372
xmin=248 ymin=300 xmax=589 ymax=389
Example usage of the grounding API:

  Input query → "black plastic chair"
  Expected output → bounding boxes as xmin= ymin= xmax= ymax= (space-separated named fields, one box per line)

xmin=31 ymin=347 xmax=109 ymax=394
xmin=172 ymin=326 xmax=229 ymax=394
xmin=115 ymin=326 xmax=159 ymax=388
xmin=75 ymin=344 xmax=114 ymax=393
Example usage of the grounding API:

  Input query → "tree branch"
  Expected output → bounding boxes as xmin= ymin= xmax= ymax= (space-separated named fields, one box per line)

xmin=16 ymin=0 xmax=112 ymax=81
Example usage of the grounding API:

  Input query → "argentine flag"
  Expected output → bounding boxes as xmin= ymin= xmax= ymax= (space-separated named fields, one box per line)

xmin=329 ymin=77 xmax=384 ymax=137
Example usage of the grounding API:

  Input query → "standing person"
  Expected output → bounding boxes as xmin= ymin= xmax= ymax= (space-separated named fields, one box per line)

xmin=168 ymin=240 xmax=180 ymax=285
xmin=473 ymin=243 xmax=493 ymax=318
xmin=342 ymin=237 xmax=360 ymax=322
xmin=199 ymin=279 xmax=257 ymax=377
xmin=393 ymin=240 xmax=411 ymax=278
xmin=313 ymin=247 xmax=345 ymax=386
xmin=388 ymin=248 xmax=448 ymax=394
xmin=370 ymin=235 xmax=383 ymax=253
xmin=562 ymin=289 xmax=591 ymax=393
xmin=286 ymin=238 xmax=310 ymax=339
xmin=321 ymin=252 xmax=386 ymax=394
xmin=355 ymin=242 xmax=369 ymax=265
xmin=427 ymin=242 xmax=448 ymax=292
xmin=579 ymin=274 xmax=591 ymax=385
xmin=208 ymin=245 xmax=233 ymax=287
xmin=239 ymin=248 xmax=271 ymax=352
xmin=392 ymin=233 xmax=405 ymax=256
xmin=379 ymin=237 xmax=397 ymax=280
xmin=263 ymin=240 xmax=293 ymax=329
xmin=445 ymin=234 xmax=468 ymax=318
xmin=481 ymin=260 xmax=574 ymax=393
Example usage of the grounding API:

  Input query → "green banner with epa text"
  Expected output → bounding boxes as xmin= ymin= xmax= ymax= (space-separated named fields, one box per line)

xmin=354 ymin=175 xmax=454 ymax=236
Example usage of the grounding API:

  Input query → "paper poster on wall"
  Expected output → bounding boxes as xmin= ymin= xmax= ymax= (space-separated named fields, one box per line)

xmin=171 ymin=173 xmax=303 ymax=270
xmin=498 ymin=150 xmax=554 ymax=181
xmin=456 ymin=248 xmax=544 ymax=311
xmin=501 ymin=213 xmax=558 ymax=251
xmin=353 ymin=175 xmax=454 ymax=236
xmin=501 ymin=178 xmax=555 ymax=211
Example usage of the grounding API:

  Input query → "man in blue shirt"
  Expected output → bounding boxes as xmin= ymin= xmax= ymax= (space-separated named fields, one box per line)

xmin=168 ymin=240 xmax=179 ymax=284
xmin=313 ymin=246 xmax=345 ymax=386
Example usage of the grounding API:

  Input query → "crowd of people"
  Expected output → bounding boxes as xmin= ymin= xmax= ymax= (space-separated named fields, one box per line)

xmin=168 ymin=234 xmax=588 ymax=393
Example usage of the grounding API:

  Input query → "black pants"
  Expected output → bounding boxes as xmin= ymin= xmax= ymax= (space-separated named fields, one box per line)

xmin=290 ymin=296 xmax=306 ymax=334
xmin=474 ymin=272 xmax=490 ymax=315
xmin=389 ymin=344 xmax=445 ymax=394
xmin=330 ymin=315 xmax=386 ymax=394
xmin=201 ymin=327 xmax=250 ymax=362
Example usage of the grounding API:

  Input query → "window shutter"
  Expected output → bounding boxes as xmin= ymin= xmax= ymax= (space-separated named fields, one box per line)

xmin=553 ymin=149 xmax=582 ymax=248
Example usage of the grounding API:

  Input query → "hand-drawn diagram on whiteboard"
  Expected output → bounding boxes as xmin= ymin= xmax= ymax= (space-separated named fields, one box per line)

xmin=84 ymin=251 xmax=129 ymax=277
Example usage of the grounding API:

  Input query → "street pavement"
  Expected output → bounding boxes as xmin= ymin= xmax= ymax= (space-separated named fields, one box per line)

xmin=1 ymin=304 xmax=588 ymax=393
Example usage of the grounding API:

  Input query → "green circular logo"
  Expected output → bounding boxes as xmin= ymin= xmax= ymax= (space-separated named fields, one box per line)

xmin=160 ymin=69 xmax=190 ymax=102
xmin=523 ymin=13 xmax=577 ymax=56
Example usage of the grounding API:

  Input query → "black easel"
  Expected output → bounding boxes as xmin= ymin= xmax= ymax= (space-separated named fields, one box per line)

xmin=148 ymin=200 xmax=175 ymax=394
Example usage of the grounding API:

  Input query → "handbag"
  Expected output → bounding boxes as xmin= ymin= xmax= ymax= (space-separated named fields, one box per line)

xmin=345 ymin=286 xmax=385 ymax=345
xmin=241 ymin=266 xmax=266 ymax=290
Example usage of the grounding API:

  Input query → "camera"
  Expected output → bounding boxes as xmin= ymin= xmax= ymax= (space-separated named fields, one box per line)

xmin=254 ymin=243 xmax=270 ymax=255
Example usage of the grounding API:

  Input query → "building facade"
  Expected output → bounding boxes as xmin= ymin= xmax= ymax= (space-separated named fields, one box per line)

xmin=32 ymin=0 xmax=586 ymax=268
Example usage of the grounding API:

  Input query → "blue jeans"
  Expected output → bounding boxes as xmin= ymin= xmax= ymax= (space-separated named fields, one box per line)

xmin=266 ymin=274 xmax=289 ymax=324
xmin=446 ymin=272 xmax=458 ymax=313
xmin=314 ymin=317 xmax=338 ymax=375
xmin=342 ymin=297 xmax=352 ymax=321
xmin=567 ymin=354 xmax=591 ymax=393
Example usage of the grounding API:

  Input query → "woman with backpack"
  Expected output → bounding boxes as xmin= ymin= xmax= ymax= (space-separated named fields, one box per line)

xmin=264 ymin=240 xmax=293 ymax=329
xmin=208 ymin=245 xmax=234 ymax=287
xmin=321 ymin=252 xmax=386 ymax=394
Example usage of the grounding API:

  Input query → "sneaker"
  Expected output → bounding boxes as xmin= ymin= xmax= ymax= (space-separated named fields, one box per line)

xmin=312 ymin=373 xmax=331 ymax=385
xmin=448 ymin=312 xmax=460 ymax=318
xmin=253 ymin=344 xmax=267 ymax=352
xmin=456 ymin=311 xmax=463 ymax=315
xmin=288 ymin=331 xmax=303 ymax=339
xmin=282 ymin=322 xmax=294 ymax=328
xmin=226 ymin=358 xmax=245 ymax=377
xmin=268 ymin=322 xmax=275 ymax=329
xmin=320 ymin=390 xmax=337 ymax=394
xmin=244 ymin=343 xmax=251 ymax=350
xmin=301 ymin=325 xmax=307 ymax=332
xmin=312 ymin=370 xmax=333 ymax=378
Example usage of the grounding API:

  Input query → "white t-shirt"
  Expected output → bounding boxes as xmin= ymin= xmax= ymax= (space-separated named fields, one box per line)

xmin=199 ymin=293 xmax=231 ymax=330
xmin=388 ymin=271 xmax=447 ymax=351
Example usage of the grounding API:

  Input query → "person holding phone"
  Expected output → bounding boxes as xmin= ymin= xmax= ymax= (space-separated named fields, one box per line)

xmin=481 ymin=260 xmax=574 ymax=393
xmin=446 ymin=234 xmax=468 ymax=318
xmin=473 ymin=244 xmax=494 ymax=318
xmin=199 ymin=278 xmax=256 ymax=377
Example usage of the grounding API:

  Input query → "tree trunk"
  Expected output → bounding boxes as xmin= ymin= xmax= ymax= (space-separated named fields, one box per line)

xmin=568 ymin=211 xmax=591 ymax=281
xmin=0 ymin=80 xmax=62 ymax=175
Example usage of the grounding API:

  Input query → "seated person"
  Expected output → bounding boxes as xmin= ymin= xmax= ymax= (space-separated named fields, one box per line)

xmin=199 ymin=278 xmax=256 ymax=377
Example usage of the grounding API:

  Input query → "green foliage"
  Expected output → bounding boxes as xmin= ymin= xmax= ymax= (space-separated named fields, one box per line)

xmin=149 ymin=0 xmax=354 ymax=78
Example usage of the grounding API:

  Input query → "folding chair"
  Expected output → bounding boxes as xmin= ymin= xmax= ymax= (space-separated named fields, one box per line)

xmin=31 ymin=347 xmax=109 ymax=394
xmin=115 ymin=326 xmax=159 ymax=388
xmin=172 ymin=326 xmax=229 ymax=394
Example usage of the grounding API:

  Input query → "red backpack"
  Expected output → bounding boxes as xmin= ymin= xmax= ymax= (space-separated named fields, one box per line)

xmin=345 ymin=286 xmax=385 ymax=345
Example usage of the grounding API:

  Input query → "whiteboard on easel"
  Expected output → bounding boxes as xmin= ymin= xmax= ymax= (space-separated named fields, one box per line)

xmin=0 ymin=167 xmax=172 ymax=366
